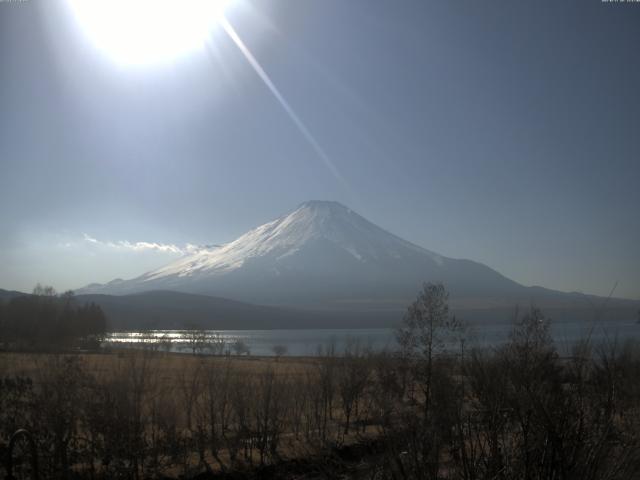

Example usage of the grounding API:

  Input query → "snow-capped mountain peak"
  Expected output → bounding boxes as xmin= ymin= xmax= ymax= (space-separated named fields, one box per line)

xmin=78 ymin=201 xmax=521 ymax=305
xmin=141 ymin=200 xmax=441 ymax=282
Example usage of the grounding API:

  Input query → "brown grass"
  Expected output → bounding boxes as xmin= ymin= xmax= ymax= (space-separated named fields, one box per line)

xmin=0 ymin=350 xmax=318 ymax=381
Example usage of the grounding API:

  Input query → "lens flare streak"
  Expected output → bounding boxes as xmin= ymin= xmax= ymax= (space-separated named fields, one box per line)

xmin=220 ymin=18 xmax=349 ymax=190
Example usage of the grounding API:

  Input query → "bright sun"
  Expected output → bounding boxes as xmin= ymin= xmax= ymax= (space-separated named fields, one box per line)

xmin=67 ymin=0 xmax=231 ymax=66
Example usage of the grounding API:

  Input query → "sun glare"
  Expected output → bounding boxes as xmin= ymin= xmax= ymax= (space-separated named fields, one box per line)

xmin=67 ymin=0 xmax=231 ymax=66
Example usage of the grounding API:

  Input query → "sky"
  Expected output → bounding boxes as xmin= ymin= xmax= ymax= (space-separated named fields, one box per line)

xmin=0 ymin=0 xmax=639 ymax=299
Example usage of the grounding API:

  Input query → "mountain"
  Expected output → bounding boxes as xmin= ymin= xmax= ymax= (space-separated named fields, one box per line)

xmin=77 ymin=201 xmax=639 ymax=322
xmin=78 ymin=201 xmax=514 ymax=303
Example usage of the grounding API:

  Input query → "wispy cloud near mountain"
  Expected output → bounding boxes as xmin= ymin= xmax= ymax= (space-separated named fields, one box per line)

xmin=81 ymin=233 xmax=187 ymax=254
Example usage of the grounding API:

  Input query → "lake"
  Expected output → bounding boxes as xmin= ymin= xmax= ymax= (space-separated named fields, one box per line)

xmin=105 ymin=319 xmax=640 ymax=357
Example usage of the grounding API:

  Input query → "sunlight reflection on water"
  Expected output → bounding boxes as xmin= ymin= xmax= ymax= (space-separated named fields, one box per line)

xmin=104 ymin=320 xmax=640 ymax=357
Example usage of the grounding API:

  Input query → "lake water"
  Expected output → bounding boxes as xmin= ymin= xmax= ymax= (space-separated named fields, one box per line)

xmin=105 ymin=319 xmax=640 ymax=357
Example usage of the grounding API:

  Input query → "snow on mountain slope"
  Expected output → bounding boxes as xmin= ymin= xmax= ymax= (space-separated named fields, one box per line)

xmin=78 ymin=201 xmax=525 ymax=306
xmin=142 ymin=201 xmax=443 ymax=281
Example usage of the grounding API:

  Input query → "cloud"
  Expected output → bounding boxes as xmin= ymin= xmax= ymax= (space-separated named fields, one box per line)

xmin=83 ymin=233 xmax=99 ymax=244
xmin=81 ymin=233 xmax=185 ymax=255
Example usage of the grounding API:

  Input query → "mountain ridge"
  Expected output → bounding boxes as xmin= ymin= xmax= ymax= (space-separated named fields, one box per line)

xmin=2 ymin=286 xmax=637 ymax=330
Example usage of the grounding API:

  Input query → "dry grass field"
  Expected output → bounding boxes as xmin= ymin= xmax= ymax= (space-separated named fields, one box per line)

xmin=0 ymin=348 xmax=386 ymax=478
xmin=0 ymin=350 xmax=317 ymax=382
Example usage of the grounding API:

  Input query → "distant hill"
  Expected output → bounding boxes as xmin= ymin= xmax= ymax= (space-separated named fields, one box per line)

xmin=74 ymin=290 xmax=402 ymax=330
xmin=2 ymin=287 xmax=637 ymax=330
xmin=0 ymin=288 xmax=28 ymax=302
xmin=0 ymin=288 xmax=337 ymax=330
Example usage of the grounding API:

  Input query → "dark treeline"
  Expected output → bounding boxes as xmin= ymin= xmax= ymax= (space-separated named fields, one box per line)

xmin=1 ymin=283 xmax=640 ymax=479
xmin=0 ymin=285 xmax=107 ymax=350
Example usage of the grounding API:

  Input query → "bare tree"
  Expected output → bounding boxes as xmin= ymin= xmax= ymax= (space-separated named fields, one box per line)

xmin=158 ymin=334 xmax=173 ymax=353
xmin=184 ymin=327 xmax=209 ymax=356
xmin=397 ymin=283 xmax=461 ymax=413
xmin=232 ymin=339 xmax=250 ymax=356
xmin=205 ymin=332 xmax=226 ymax=356
xmin=337 ymin=340 xmax=371 ymax=435
xmin=272 ymin=344 xmax=288 ymax=361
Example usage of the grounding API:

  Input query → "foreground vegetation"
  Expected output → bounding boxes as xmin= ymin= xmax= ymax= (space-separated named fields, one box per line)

xmin=1 ymin=284 xmax=640 ymax=479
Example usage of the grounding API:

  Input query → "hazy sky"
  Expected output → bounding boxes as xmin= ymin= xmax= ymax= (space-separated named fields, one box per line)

xmin=1 ymin=0 xmax=639 ymax=299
